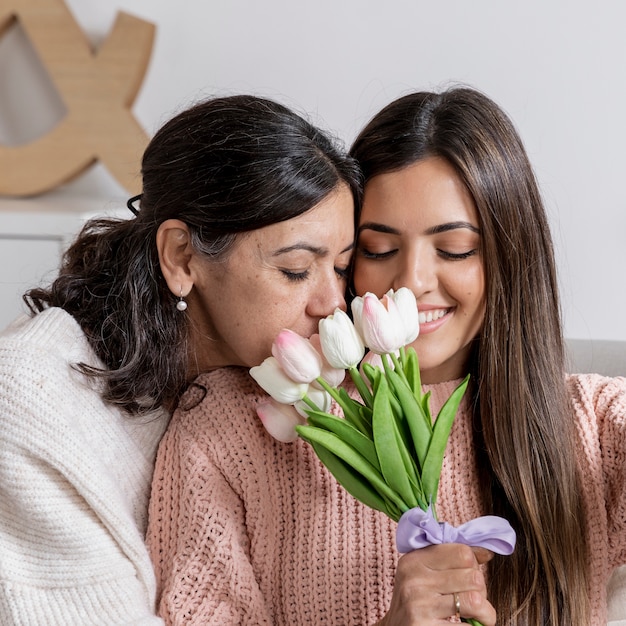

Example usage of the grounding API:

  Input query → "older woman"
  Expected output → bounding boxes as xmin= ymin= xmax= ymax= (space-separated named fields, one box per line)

xmin=0 ymin=94 xmax=359 ymax=625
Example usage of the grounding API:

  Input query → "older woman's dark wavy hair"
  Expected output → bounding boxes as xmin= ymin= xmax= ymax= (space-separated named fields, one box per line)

xmin=26 ymin=95 xmax=361 ymax=414
xmin=350 ymin=87 xmax=588 ymax=625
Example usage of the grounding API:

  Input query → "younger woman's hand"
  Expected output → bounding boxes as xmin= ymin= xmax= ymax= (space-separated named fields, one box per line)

xmin=377 ymin=543 xmax=496 ymax=625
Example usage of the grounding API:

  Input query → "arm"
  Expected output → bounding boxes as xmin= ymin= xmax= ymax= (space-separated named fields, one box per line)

xmin=568 ymin=374 xmax=626 ymax=623
xmin=597 ymin=377 xmax=626 ymax=563
xmin=595 ymin=376 xmax=626 ymax=623
xmin=569 ymin=374 xmax=626 ymax=562
xmin=147 ymin=421 xmax=273 ymax=626
xmin=0 ymin=354 xmax=162 ymax=625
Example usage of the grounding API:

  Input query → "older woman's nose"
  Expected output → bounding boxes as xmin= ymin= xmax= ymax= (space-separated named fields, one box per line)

xmin=309 ymin=275 xmax=346 ymax=319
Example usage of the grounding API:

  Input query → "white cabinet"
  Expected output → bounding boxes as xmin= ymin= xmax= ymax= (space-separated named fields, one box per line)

xmin=0 ymin=195 xmax=127 ymax=331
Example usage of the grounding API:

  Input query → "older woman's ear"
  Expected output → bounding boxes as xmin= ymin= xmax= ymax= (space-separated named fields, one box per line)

xmin=156 ymin=219 xmax=195 ymax=298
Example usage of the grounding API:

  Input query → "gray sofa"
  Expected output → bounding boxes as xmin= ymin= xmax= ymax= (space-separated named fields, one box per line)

xmin=566 ymin=339 xmax=626 ymax=377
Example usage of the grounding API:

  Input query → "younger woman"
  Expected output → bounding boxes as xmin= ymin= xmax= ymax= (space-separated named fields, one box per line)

xmin=350 ymin=86 xmax=626 ymax=625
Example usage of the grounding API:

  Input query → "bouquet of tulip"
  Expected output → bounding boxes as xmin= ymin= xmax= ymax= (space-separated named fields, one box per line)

xmin=250 ymin=288 xmax=515 ymax=626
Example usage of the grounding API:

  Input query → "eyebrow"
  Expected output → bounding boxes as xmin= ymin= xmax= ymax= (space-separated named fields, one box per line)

xmin=358 ymin=221 xmax=480 ymax=236
xmin=273 ymin=242 xmax=354 ymax=257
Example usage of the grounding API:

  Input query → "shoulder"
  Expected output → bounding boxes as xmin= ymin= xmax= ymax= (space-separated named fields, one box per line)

xmin=566 ymin=374 xmax=626 ymax=474
xmin=194 ymin=366 xmax=259 ymax=396
xmin=179 ymin=367 xmax=261 ymax=414
xmin=0 ymin=310 xmax=167 ymax=471
xmin=168 ymin=366 xmax=268 ymax=450
xmin=158 ymin=366 xmax=283 ymax=493
xmin=0 ymin=309 xmax=101 ymax=438
xmin=566 ymin=373 xmax=626 ymax=426
xmin=0 ymin=308 xmax=97 ymax=374
xmin=0 ymin=314 xmax=166 ymax=554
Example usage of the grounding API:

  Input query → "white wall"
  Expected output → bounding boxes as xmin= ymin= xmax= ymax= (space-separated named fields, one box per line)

xmin=1 ymin=0 xmax=625 ymax=340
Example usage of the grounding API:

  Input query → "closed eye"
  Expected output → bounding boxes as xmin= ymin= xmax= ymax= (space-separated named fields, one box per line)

xmin=437 ymin=249 xmax=477 ymax=260
xmin=357 ymin=247 xmax=398 ymax=260
xmin=281 ymin=269 xmax=309 ymax=282
xmin=335 ymin=266 xmax=349 ymax=280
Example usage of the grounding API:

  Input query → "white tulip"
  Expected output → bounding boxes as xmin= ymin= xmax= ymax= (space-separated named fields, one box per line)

xmin=309 ymin=333 xmax=346 ymax=388
xmin=249 ymin=357 xmax=309 ymax=404
xmin=295 ymin=386 xmax=332 ymax=417
xmin=318 ymin=308 xmax=365 ymax=370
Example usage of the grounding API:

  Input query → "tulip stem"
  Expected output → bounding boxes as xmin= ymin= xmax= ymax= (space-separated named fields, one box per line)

xmin=302 ymin=395 xmax=321 ymax=411
xmin=389 ymin=351 xmax=407 ymax=387
xmin=314 ymin=377 xmax=353 ymax=415
xmin=348 ymin=366 xmax=373 ymax=407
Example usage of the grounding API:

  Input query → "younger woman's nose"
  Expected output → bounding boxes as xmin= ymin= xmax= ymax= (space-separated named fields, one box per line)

xmin=396 ymin=254 xmax=436 ymax=297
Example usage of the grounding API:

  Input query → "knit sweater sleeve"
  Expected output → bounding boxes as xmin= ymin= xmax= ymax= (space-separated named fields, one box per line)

xmin=0 ymin=311 xmax=165 ymax=625
xmin=568 ymin=374 xmax=626 ymax=566
xmin=147 ymin=377 xmax=273 ymax=626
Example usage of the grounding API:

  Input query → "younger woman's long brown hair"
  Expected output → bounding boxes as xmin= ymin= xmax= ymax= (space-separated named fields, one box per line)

xmin=350 ymin=87 xmax=588 ymax=625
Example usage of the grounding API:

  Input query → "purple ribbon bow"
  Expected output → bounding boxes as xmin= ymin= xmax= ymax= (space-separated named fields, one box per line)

xmin=396 ymin=506 xmax=516 ymax=555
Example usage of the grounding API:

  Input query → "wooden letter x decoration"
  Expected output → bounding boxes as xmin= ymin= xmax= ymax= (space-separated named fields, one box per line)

xmin=0 ymin=0 xmax=155 ymax=196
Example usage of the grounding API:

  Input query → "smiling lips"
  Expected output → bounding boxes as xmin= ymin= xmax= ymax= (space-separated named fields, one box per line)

xmin=418 ymin=308 xmax=449 ymax=324
xmin=417 ymin=305 xmax=454 ymax=335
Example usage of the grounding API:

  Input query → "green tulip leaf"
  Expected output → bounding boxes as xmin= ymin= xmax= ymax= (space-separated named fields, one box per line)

xmin=314 ymin=378 xmax=360 ymax=418
xmin=358 ymin=405 xmax=374 ymax=438
xmin=348 ymin=366 xmax=373 ymax=407
xmin=403 ymin=347 xmax=421 ymax=394
xmin=361 ymin=361 xmax=380 ymax=387
xmin=371 ymin=376 xmax=416 ymax=509
xmin=422 ymin=375 xmax=469 ymax=501
xmin=308 ymin=440 xmax=392 ymax=517
xmin=296 ymin=424 xmax=407 ymax=512
xmin=306 ymin=411 xmax=380 ymax=470
xmin=384 ymin=366 xmax=432 ymax=467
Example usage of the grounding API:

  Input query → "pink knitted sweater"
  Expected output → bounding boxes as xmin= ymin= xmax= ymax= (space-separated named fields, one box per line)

xmin=146 ymin=367 xmax=626 ymax=625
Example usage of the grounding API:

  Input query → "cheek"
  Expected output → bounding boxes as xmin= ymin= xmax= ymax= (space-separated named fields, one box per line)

xmin=451 ymin=263 xmax=484 ymax=309
xmin=353 ymin=261 xmax=388 ymax=296
xmin=459 ymin=274 xmax=486 ymax=336
xmin=246 ymin=307 xmax=307 ymax=364
xmin=234 ymin=325 xmax=277 ymax=367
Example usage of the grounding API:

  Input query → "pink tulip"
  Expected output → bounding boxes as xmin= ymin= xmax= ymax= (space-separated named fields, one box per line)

xmin=358 ymin=350 xmax=396 ymax=391
xmin=250 ymin=357 xmax=309 ymax=404
xmin=386 ymin=287 xmax=420 ymax=344
xmin=257 ymin=399 xmax=305 ymax=443
xmin=356 ymin=292 xmax=406 ymax=354
xmin=309 ymin=334 xmax=346 ymax=388
xmin=272 ymin=329 xmax=323 ymax=383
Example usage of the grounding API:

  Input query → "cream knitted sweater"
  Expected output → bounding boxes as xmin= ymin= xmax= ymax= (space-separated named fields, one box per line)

xmin=0 ymin=308 xmax=168 ymax=625
xmin=147 ymin=366 xmax=626 ymax=625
